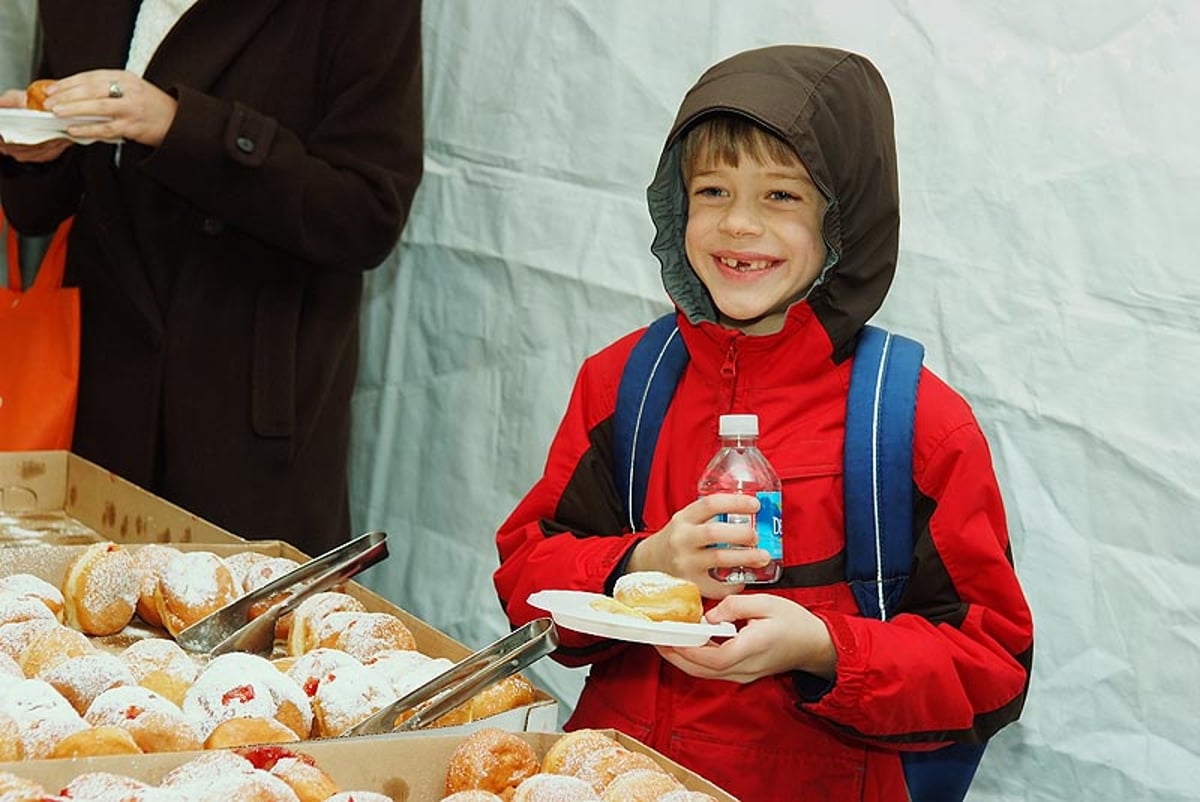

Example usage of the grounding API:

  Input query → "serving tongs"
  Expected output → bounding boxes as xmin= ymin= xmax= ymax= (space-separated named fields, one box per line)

xmin=175 ymin=530 xmax=389 ymax=656
xmin=346 ymin=617 xmax=558 ymax=736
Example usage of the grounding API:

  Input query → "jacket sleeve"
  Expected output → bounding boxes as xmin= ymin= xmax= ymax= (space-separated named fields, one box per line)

xmin=139 ymin=0 xmax=422 ymax=272
xmin=494 ymin=341 xmax=647 ymax=667
xmin=798 ymin=371 xmax=1033 ymax=749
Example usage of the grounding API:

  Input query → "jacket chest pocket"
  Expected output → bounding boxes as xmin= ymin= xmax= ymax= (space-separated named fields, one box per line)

xmin=771 ymin=438 xmax=844 ymax=566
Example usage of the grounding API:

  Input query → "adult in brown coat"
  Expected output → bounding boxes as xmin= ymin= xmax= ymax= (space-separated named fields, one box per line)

xmin=0 ymin=0 xmax=424 ymax=555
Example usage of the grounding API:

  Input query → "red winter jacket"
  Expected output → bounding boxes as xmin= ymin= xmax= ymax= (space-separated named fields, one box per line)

xmin=495 ymin=46 xmax=1032 ymax=801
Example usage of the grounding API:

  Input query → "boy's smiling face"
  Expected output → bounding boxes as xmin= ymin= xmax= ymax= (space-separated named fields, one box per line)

xmin=684 ymin=151 xmax=828 ymax=336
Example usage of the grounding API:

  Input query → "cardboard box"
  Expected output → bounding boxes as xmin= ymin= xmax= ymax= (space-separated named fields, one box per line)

xmin=0 ymin=729 xmax=740 ymax=801
xmin=0 ymin=450 xmax=243 ymax=546
xmin=0 ymin=451 xmax=559 ymax=733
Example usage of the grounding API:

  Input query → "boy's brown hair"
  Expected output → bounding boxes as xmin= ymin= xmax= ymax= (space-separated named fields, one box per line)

xmin=680 ymin=114 xmax=802 ymax=183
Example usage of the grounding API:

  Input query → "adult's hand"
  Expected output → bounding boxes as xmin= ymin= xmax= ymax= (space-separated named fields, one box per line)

xmin=0 ymin=88 xmax=74 ymax=162
xmin=40 ymin=70 xmax=177 ymax=147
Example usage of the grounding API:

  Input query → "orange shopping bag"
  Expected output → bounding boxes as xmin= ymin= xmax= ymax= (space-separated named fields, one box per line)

xmin=0 ymin=210 xmax=78 ymax=450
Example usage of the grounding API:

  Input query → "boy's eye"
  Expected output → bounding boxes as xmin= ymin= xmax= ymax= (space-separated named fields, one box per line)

xmin=692 ymin=185 xmax=727 ymax=198
xmin=768 ymin=190 xmax=799 ymax=202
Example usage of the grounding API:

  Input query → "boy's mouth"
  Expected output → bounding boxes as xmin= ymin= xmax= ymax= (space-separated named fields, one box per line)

xmin=716 ymin=255 xmax=778 ymax=273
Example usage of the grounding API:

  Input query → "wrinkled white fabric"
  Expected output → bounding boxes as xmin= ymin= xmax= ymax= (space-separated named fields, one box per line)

xmin=125 ymin=0 xmax=200 ymax=76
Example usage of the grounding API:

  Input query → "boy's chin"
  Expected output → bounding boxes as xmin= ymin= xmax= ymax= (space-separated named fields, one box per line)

xmin=717 ymin=309 xmax=785 ymax=336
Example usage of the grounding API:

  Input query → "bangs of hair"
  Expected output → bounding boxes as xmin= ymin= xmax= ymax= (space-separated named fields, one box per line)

xmin=680 ymin=115 xmax=800 ymax=182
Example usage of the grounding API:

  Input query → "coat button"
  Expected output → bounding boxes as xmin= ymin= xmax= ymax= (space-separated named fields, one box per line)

xmin=235 ymin=136 xmax=256 ymax=154
xmin=202 ymin=218 xmax=224 ymax=235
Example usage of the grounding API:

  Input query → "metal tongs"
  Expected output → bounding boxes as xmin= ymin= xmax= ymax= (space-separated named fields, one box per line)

xmin=346 ymin=617 xmax=558 ymax=736
xmin=175 ymin=530 xmax=389 ymax=656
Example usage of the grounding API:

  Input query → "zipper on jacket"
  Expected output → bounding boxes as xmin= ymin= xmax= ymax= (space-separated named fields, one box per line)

xmin=720 ymin=338 xmax=739 ymax=411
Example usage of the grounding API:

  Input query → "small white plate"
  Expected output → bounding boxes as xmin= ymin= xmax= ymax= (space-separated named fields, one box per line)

xmin=528 ymin=589 xmax=737 ymax=647
xmin=0 ymin=108 xmax=114 ymax=144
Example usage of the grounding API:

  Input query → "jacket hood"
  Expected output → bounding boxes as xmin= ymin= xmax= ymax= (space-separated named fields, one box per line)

xmin=647 ymin=45 xmax=899 ymax=360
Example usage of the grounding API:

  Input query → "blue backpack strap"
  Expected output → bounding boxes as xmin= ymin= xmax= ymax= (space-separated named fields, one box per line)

xmin=613 ymin=313 xmax=689 ymax=531
xmin=847 ymin=326 xmax=987 ymax=802
xmin=844 ymin=324 xmax=924 ymax=621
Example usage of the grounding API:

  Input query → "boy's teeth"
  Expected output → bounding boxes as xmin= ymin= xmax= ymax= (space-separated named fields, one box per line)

xmin=720 ymin=257 xmax=769 ymax=271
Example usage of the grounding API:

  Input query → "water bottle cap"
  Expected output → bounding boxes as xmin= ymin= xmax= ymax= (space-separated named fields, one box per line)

xmin=718 ymin=414 xmax=758 ymax=437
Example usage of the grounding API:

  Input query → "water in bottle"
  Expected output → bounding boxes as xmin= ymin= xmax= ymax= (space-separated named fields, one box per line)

xmin=697 ymin=413 xmax=783 ymax=584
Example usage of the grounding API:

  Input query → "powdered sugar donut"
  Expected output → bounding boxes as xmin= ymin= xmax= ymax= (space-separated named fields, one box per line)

xmin=441 ymin=793 xmax=503 ymax=802
xmin=131 ymin=544 xmax=181 ymax=628
xmin=0 ymin=678 xmax=88 ymax=759
xmin=316 ymin=611 xmax=416 ymax=663
xmin=49 ymin=724 xmax=144 ymax=758
xmin=286 ymin=647 xmax=361 ymax=702
xmin=268 ymin=754 xmax=341 ymax=802
xmin=443 ymin=728 xmax=540 ymax=800
xmin=541 ymin=730 xmax=621 ymax=775
xmin=39 ymin=651 xmax=135 ymax=714
xmin=0 ymin=617 xmax=57 ymax=661
xmin=311 ymin=660 xmax=395 ymax=737
xmin=0 ymin=772 xmax=49 ymax=799
xmin=512 ymin=773 xmax=600 ymax=801
xmin=153 ymin=550 xmax=242 ymax=638
xmin=598 ymin=768 xmax=681 ymax=801
xmin=469 ymin=674 xmax=537 ymax=723
xmin=612 ymin=571 xmax=702 ymax=624
xmin=0 ymin=591 xmax=58 ymax=628
xmin=570 ymin=746 xmax=664 ymax=795
xmin=60 ymin=772 xmax=152 ymax=800
xmin=119 ymin=637 xmax=200 ymax=706
xmin=162 ymin=750 xmax=301 ymax=802
xmin=656 ymin=791 xmax=719 ymax=802
xmin=183 ymin=652 xmax=312 ymax=740
xmin=0 ymin=710 xmax=23 ymax=761
xmin=326 ymin=794 xmax=394 ymax=802
xmin=19 ymin=624 xmax=96 ymax=677
xmin=60 ymin=541 xmax=140 ymax=635
xmin=287 ymin=592 xmax=367 ymax=657
xmin=205 ymin=715 xmax=301 ymax=749
xmin=368 ymin=649 xmax=453 ymax=697
xmin=0 ymin=651 xmax=21 ymax=679
xmin=0 ymin=575 xmax=64 ymax=620
xmin=85 ymin=684 xmax=202 ymax=754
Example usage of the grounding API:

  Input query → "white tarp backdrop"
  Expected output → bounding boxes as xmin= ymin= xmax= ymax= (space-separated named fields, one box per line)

xmin=3 ymin=2 xmax=1198 ymax=799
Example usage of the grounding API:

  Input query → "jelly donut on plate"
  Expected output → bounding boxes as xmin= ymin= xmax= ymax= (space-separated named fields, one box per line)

xmin=612 ymin=571 xmax=702 ymax=624
xmin=60 ymin=541 xmax=140 ymax=636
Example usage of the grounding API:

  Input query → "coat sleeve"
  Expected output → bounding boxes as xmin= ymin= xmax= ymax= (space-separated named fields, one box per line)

xmin=494 ymin=339 xmax=648 ymax=667
xmin=798 ymin=370 xmax=1034 ymax=749
xmin=139 ymin=0 xmax=422 ymax=272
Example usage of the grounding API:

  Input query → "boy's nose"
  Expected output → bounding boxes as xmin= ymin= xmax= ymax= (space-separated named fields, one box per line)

xmin=718 ymin=200 xmax=764 ymax=237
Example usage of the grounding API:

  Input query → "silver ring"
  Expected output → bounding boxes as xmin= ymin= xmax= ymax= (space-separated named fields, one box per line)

xmin=107 ymin=81 xmax=123 ymax=99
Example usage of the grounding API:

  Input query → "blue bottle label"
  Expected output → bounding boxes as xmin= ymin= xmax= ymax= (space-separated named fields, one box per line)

xmin=755 ymin=490 xmax=783 ymax=559
xmin=709 ymin=491 xmax=783 ymax=559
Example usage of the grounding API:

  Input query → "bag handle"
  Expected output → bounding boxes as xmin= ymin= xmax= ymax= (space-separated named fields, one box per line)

xmin=1 ymin=208 xmax=74 ymax=293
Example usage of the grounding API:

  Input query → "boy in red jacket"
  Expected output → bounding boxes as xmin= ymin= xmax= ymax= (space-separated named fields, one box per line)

xmin=495 ymin=45 xmax=1032 ymax=801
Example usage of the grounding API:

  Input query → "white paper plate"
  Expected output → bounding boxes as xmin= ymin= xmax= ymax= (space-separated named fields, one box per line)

xmin=0 ymin=108 xmax=114 ymax=145
xmin=528 ymin=589 xmax=737 ymax=647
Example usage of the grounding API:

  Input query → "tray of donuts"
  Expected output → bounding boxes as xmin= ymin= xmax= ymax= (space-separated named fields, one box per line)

xmin=0 ymin=540 xmax=557 ymax=763
xmin=2 ymin=728 xmax=739 ymax=801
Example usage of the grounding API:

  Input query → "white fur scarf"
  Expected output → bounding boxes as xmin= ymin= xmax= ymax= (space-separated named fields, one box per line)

xmin=125 ymin=0 xmax=201 ymax=76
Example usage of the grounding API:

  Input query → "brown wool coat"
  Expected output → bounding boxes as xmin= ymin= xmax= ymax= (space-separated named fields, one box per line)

xmin=0 ymin=0 xmax=424 ymax=555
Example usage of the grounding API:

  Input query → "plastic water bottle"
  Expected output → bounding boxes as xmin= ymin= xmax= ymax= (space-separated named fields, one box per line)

xmin=697 ymin=414 xmax=783 ymax=584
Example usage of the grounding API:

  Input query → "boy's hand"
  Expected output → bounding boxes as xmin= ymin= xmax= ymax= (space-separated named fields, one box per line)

xmin=655 ymin=594 xmax=836 ymax=682
xmin=628 ymin=493 xmax=771 ymax=599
